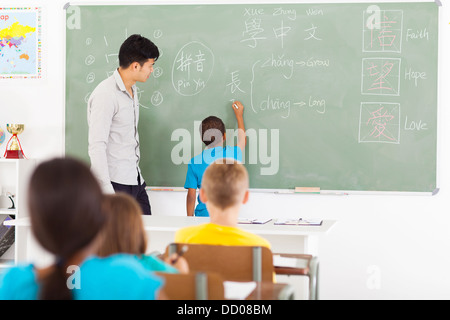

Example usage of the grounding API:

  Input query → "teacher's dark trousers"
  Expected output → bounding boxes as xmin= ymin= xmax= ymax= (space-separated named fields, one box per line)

xmin=111 ymin=179 xmax=152 ymax=215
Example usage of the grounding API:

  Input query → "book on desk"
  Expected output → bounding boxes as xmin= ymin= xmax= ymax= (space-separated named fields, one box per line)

xmin=238 ymin=218 xmax=272 ymax=225
xmin=274 ymin=218 xmax=323 ymax=226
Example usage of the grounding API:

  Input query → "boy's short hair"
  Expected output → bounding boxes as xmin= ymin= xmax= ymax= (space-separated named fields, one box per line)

xmin=119 ymin=34 xmax=159 ymax=68
xmin=201 ymin=116 xmax=225 ymax=146
xmin=202 ymin=159 xmax=249 ymax=209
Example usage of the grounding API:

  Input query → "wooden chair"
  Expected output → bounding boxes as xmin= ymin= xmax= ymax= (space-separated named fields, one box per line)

xmin=273 ymin=253 xmax=319 ymax=300
xmin=165 ymin=243 xmax=274 ymax=282
xmin=247 ymin=282 xmax=296 ymax=300
xmin=155 ymin=271 xmax=225 ymax=300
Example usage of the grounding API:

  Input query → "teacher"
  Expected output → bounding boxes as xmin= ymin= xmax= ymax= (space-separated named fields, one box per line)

xmin=87 ymin=34 xmax=159 ymax=215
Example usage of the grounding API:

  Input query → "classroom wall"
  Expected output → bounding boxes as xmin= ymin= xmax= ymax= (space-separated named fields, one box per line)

xmin=2 ymin=0 xmax=449 ymax=299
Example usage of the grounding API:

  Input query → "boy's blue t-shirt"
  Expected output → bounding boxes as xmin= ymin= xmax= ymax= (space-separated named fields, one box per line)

xmin=184 ymin=146 xmax=243 ymax=217
xmin=0 ymin=254 xmax=163 ymax=300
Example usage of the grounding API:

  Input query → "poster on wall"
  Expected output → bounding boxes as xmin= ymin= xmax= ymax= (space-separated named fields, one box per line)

xmin=0 ymin=7 xmax=42 ymax=79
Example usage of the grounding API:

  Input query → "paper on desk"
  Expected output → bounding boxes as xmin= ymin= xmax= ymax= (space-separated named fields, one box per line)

xmin=274 ymin=218 xmax=322 ymax=226
xmin=223 ymin=281 xmax=257 ymax=300
xmin=298 ymin=218 xmax=323 ymax=226
xmin=273 ymin=218 xmax=301 ymax=225
xmin=238 ymin=218 xmax=272 ymax=224
xmin=237 ymin=218 xmax=256 ymax=224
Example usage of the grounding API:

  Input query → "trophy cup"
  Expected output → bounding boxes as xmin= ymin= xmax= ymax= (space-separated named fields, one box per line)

xmin=4 ymin=124 xmax=26 ymax=159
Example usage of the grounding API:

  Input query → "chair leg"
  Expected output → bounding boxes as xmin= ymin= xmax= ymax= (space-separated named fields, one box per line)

xmin=309 ymin=257 xmax=319 ymax=300
xmin=252 ymin=247 xmax=262 ymax=282
xmin=168 ymin=243 xmax=177 ymax=256
xmin=195 ymin=272 xmax=208 ymax=300
xmin=278 ymin=283 xmax=295 ymax=300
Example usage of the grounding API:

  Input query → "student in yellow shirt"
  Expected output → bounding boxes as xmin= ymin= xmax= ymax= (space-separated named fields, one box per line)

xmin=175 ymin=159 xmax=271 ymax=249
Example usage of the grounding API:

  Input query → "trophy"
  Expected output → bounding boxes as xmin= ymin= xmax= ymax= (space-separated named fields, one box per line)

xmin=4 ymin=124 xmax=26 ymax=159
xmin=0 ymin=127 xmax=5 ymax=146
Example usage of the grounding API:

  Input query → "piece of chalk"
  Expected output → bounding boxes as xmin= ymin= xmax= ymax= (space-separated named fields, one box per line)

xmin=233 ymin=103 xmax=239 ymax=109
xmin=295 ymin=187 xmax=320 ymax=193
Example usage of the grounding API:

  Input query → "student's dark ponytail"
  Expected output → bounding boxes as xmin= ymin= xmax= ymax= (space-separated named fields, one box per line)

xmin=28 ymin=158 xmax=105 ymax=300
xmin=39 ymin=261 xmax=72 ymax=300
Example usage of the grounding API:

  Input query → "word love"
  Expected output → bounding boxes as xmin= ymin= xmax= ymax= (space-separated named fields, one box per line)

xmin=404 ymin=116 xmax=428 ymax=131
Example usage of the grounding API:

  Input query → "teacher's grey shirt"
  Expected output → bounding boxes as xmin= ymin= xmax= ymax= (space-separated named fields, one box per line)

xmin=87 ymin=69 xmax=144 ymax=193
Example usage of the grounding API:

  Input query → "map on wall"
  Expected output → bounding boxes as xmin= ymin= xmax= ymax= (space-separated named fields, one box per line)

xmin=0 ymin=7 xmax=41 ymax=79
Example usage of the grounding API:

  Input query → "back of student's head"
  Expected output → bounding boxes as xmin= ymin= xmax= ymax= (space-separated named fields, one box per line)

xmin=201 ymin=159 xmax=249 ymax=209
xmin=119 ymin=34 xmax=159 ymax=68
xmin=98 ymin=193 xmax=147 ymax=257
xmin=201 ymin=116 xmax=225 ymax=146
xmin=28 ymin=157 xmax=105 ymax=300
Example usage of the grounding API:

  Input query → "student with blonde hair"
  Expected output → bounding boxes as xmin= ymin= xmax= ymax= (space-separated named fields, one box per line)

xmin=175 ymin=159 xmax=270 ymax=248
xmin=98 ymin=192 xmax=189 ymax=274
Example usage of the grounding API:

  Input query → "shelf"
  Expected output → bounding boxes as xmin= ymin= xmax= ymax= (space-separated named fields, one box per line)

xmin=0 ymin=159 xmax=36 ymax=266
xmin=0 ymin=258 xmax=14 ymax=269
xmin=0 ymin=209 xmax=16 ymax=215
xmin=0 ymin=158 xmax=30 ymax=161
xmin=0 ymin=159 xmax=19 ymax=163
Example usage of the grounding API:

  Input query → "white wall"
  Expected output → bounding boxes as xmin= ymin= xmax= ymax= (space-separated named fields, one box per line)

xmin=2 ymin=0 xmax=449 ymax=299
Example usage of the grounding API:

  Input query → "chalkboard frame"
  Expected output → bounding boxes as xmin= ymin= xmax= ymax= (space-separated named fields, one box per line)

xmin=64 ymin=0 xmax=441 ymax=195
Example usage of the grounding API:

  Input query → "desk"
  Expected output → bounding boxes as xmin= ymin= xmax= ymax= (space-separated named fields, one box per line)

xmin=141 ymin=216 xmax=336 ymax=257
xmin=142 ymin=216 xmax=334 ymax=300
xmin=4 ymin=216 xmax=335 ymax=265
xmin=273 ymin=253 xmax=319 ymax=300
xmin=4 ymin=216 xmax=335 ymax=299
xmin=274 ymin=253 xmax=314 ymax=276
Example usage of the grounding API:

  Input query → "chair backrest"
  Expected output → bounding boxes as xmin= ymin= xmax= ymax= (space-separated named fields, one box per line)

xmin=155 ymin=271 xmax=225 ymax=300
xmin=165 ymin=243 xmax=274 ymax=282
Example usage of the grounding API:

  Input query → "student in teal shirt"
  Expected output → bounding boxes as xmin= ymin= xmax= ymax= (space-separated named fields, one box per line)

xmin=185 ymin=101 xmax=246 ymax=217
xmin=0 ymin=254 xmax=162 ymax=300
xmin=0 ymin=158 xmax=163 ymax=300
xmin=98 ymin=193 xmax=189 ymax=274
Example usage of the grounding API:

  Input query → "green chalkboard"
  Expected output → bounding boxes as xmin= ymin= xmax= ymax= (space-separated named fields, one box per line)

xmin=65 ymin=2 xmax=439 ymax=192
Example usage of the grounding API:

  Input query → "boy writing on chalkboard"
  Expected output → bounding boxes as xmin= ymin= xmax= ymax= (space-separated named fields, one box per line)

xmin=184 ymin=101 xmax=246 ymax=217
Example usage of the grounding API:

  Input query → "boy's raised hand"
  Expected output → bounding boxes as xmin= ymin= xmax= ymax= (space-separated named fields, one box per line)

xmin=232 ymin=100 xmax=244 ymax=118
xmin=232 ymin=101 xmax=246 ymax=152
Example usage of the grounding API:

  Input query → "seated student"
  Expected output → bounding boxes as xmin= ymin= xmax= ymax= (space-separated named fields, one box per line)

xmin=176 ymin=159 xmax=271 ymax=249
xmin=0 ymin=157 xmax=163 ymax=300
xmin=185 ymin=101 xmax=246 ymax=217
xmin=97 ymin=192 xmax=189 ymax=274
